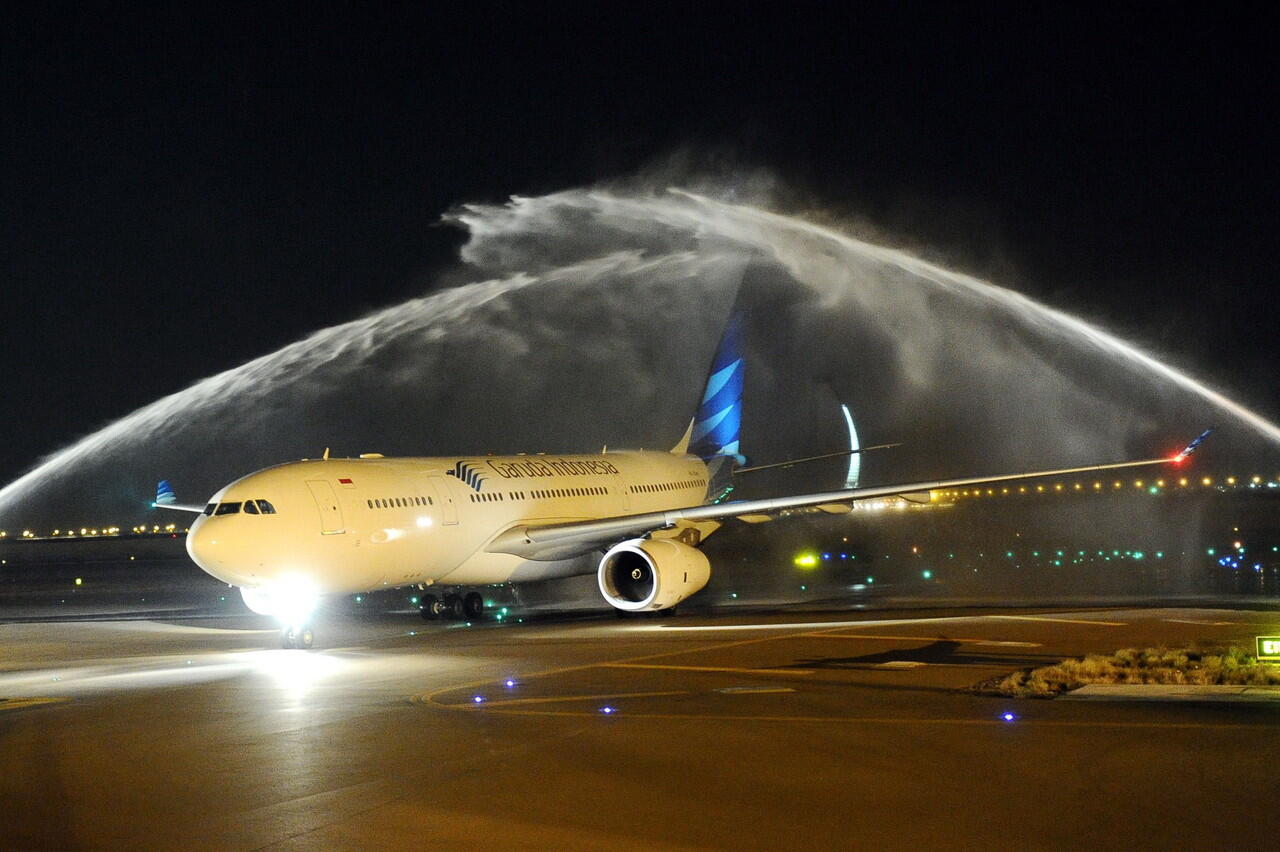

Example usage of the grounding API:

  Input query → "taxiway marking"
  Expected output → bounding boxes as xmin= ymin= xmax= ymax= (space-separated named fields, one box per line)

xmin=989 ymin=615 xmax=1126 ymax=626
xmin=600 ymin=663 xmax=815 ymax=676
xmin=798 ymin=632 xmax=1041 ymax=647
xmin=458 ymin=690 xmax=688 ymax=708
xmin=0 ymin=697 xmax=65 ymax=712
xmin=461 ymin=708 xmax=1279 ymax=729
xmin=1163 ymin=619 xmax=1238 ymax=626
xmin=420 ymin=615 xmax=881 ymax=708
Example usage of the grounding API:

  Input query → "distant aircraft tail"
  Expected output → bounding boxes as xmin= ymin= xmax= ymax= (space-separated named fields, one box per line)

xmin=155 ymin=480 xmax=177 ymax=506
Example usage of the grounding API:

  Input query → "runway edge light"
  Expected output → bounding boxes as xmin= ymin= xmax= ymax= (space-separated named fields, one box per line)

xmin=1255 ymin=636 xmax=1280 ymax=661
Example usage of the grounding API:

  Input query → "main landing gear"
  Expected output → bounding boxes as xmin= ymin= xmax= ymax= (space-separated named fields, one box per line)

xmin=419 ymin=591 xmax=485 ymax=621
xmin=281 ymin=624 xmax=314 ymax=649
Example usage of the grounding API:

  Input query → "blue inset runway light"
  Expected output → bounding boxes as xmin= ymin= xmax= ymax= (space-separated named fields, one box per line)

xmin=1001 ymin=711 xmax=1016 ymax=722
xmin=505 ymin=679 xmax=516 ymax=688
xmin=599 ymin=706 xmax=616 ymax=715
xmin=472 ymin=695 xmax=485 ymax=704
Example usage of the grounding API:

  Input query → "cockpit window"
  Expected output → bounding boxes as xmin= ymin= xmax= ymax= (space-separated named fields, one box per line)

xmin=243 ymin=500 xmax=260 ymax=515
xmin=214 ymin=501 xmax=241 ymax=515
xmin=203 ymin=503 xmax=216 ymax=516
xmin=256 ymin=499 xmax=276 ymax=514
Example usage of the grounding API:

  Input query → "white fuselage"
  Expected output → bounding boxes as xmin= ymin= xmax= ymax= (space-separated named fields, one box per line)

xmin=186 ymin=450 xmax=710 ymax=598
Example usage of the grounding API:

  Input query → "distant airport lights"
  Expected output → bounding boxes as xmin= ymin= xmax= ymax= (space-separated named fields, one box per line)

xmin=936 ymin=473 xmax=1280 ymax=502
xmin=5 ymin=473 xmax=1280 ymax=540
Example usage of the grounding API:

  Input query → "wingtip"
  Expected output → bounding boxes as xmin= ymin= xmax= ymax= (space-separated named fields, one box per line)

xmin=1173 ymin=428 xmax=1214 ymax=462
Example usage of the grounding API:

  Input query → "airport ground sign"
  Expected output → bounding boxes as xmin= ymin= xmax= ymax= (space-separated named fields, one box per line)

xmin=1256 ymin=636 xmax=1280 ymax=661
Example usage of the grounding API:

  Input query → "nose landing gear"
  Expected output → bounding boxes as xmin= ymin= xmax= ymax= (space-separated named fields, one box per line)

xmin=281 ymin=624 xmax=314 ymax=649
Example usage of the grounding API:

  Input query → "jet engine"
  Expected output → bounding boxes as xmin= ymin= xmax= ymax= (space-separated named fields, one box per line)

xmin=597 ymin=538 xmax=711 ymax=612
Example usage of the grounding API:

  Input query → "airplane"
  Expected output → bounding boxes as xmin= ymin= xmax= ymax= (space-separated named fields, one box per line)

xmin=154 ymin=312 xmax=1210 ymax=648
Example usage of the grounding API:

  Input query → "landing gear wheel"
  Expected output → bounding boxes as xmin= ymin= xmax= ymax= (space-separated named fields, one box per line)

xmin=444 ymin=593 xmax=465 ymax=620
xmin=430 ymin=597 xmax=450 ymax=618
xmin=463 ymin=592 xmax=484 ymax=620
xmin=281 ymin=625 xmax=314 ymax=649
xmin=420 ymin=594 xmax=439 ymax=621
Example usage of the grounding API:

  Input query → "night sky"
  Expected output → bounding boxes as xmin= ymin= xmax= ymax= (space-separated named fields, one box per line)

xmin=2 ymin=4 xmax=1276 ymax=487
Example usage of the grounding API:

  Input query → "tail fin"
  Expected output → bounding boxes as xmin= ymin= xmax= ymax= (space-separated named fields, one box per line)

xmin=155 ymin=480 xmax=177 ymax=506
xmin=686 ymin=311 xmax=746 ymax=463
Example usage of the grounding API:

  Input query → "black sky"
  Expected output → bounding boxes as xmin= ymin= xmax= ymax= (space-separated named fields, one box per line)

xmin=2 ymin=3 xmax=1277 ymax=485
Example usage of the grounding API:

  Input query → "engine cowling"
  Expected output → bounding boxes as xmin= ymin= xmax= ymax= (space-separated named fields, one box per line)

xmin=597 ymin=538 xmax=711 ymax=612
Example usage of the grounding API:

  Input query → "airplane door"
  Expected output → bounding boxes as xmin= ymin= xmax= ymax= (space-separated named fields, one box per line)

xmin=305 ymin=480 xmax=346 ymax=534
xmin=427 ymin=476 xmax=458 ymax=525
xmin=614 ymin=471 xmax=631 ymax=511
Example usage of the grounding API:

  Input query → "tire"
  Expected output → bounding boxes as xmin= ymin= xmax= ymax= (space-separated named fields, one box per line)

xmin=445 ymin=593 xmax=465 ymax=620
xmin=463 ymin=591 xmax=484 ymax=619
xmin=420 ymin=594 xmax=439 ymax=621
xmin=297 ymin=627 xmax=314 ymax=649
xmin=430 ymin=597 xmax=450 ymax=618
xmin=281 ymin=627 xmax=296 ymax=649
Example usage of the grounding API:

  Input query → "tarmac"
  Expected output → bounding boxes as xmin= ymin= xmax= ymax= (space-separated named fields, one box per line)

xmin=2 ymin=604 xmax=1279 ymax=850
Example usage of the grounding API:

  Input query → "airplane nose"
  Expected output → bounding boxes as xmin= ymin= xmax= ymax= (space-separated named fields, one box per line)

xmin=185 ymin=518 xmax=216 ymax=571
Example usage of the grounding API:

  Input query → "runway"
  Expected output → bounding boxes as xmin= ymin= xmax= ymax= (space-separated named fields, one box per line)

xmin=3 ymin=605 xmax=1279 ymax=850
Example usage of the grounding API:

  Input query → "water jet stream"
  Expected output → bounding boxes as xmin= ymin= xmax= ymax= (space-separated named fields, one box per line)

xmin=1 ymin=183 xmax=1274 ymax=521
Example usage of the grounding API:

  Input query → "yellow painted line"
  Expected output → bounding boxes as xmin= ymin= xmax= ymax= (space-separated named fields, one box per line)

xmin=989 ymin=615 xmax=1127 ymax=626
xmin=419 ymin=618 xmax=870 ymax=709
xmin=1164 ymin=619 xmax=1238 ymax=626
xmin=0 ymin=697 xmax=66 ymax=711
xmin=600 ymin=663 xmax=815 ymax=676
xmin=451 ymin=690 xmax=688 ymax=708
xmin=799 ymin=632 xmax=1041 ymax=647
xmin=457 ymin=708 xmax=1275 ymax=729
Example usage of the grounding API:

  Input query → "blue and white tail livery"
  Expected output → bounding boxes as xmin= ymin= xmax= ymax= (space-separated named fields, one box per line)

xmin=686 ymin=312 xmax=746 ymax=463
xmin=155 ymin=479 xmax=177 ymax=506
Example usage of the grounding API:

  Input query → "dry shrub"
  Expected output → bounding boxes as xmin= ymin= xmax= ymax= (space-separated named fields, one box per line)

xmin=985 ymin=645 xmax=1280 ymax=697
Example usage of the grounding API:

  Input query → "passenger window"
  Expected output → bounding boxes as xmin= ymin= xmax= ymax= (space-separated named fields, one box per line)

xmin=244 ymin=500 xmax=260 ymax=515
xmin=215 ymin=502 xmax=241 ymax=515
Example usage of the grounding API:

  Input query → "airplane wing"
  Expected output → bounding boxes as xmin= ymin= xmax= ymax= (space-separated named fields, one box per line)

xmin=152 ymin=479 xmax=205 ymax=514
xmin=486 ymin=435 xmax=1209 ymax=561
